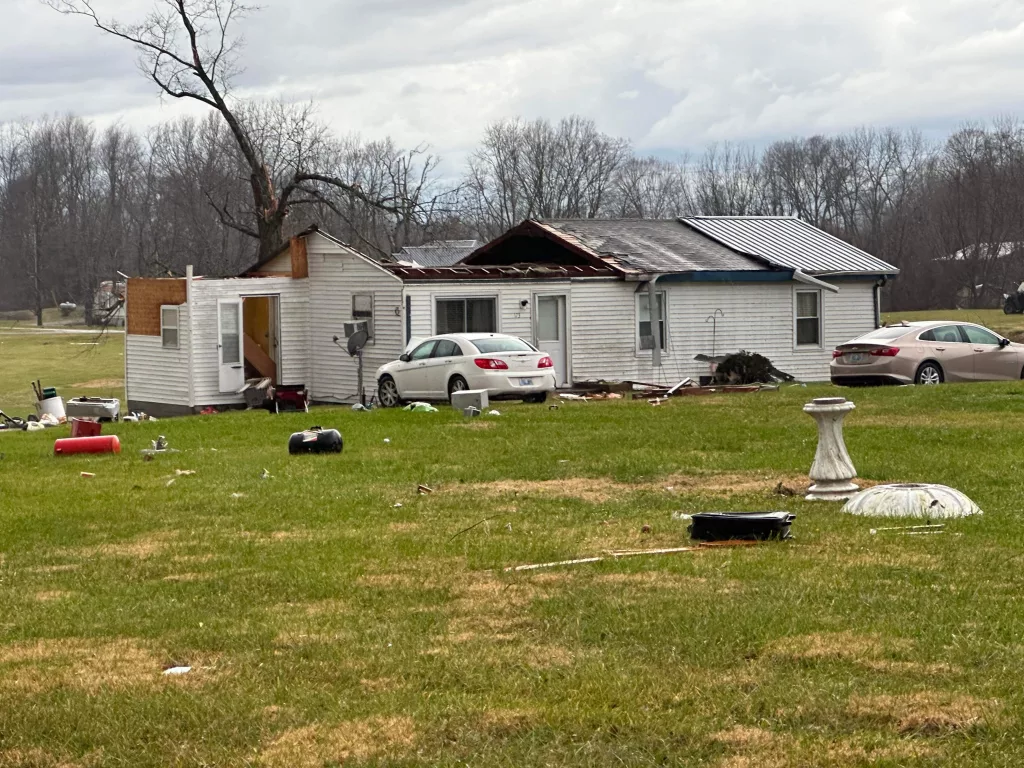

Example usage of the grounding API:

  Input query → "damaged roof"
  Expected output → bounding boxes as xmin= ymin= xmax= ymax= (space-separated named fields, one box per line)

xmin=534 ymin=219 xmax=770 ymax=273
xmin=395 ymin=241 xmax=480 ymax=268
xmin=681 ymin=216 xmax=899 ymax=276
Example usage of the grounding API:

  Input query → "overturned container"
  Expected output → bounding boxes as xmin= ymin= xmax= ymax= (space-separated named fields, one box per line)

xmin=288 ymin=427 xmax=344 ymax=455
xmin=54 ymin=435 xmax=121 ymax=456
xmin=689 ymin=511 xmax=795 ymax=542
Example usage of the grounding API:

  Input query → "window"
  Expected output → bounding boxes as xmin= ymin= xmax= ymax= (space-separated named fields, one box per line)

xmin=352 ymin=294 xmax=374 ymax=338
xmin=409 ymin=340 xmax=437 ymax=360
xmin=161 ymin=306 xmax=179 ymax=349
xmin=962 ymin=325 xmax=1002 ymax=345
xmin=471 ymin=337 xmax=535 ymax=354
xmin=436 ymin=298 xmax=496 ymax=334
xmin=637 ymin=292 xmax=666 ymax=351
xmin=860 ymin=326 xmax=912 ymax=341
xmin=795 ymin=291 xmax=821 ymax=346
xmin=920 ymin=326 xmax=962 ymax=344
xmin=432 ymin=340 xmax=462 ymax=358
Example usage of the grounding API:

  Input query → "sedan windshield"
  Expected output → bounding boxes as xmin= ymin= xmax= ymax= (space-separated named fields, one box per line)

xmin=471 ymin=337 xmax=535 ymax=354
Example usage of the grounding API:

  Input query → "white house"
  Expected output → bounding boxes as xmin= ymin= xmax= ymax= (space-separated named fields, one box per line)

xmin=124 ymin=218 xmax=898 ymax=415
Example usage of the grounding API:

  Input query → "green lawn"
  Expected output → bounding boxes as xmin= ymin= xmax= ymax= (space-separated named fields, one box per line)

xmin=884 ymin=308 xmax=1024 ymax=339
xmin=0 ymin=331 xmax=124 ymax=414
xmin=1 ymin=335 xmax=1023 ymax=766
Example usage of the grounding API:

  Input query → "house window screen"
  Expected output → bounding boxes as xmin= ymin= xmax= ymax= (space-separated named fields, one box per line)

xmin=436 ymin=298 xmax=496 ymax=334
xmin=161 ymin=306 xmax=179 ymax=349
xmin=352 ymin=293 xmax=374 ymax=338
xmin=638 ymin=292 xmax=666 ymax=351
xmin=796 ymin=291 xmax=821 ymax=346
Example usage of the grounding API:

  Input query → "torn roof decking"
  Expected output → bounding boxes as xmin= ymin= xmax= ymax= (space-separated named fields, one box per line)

xmin=384 ymin=263 xmax=617 ymax=280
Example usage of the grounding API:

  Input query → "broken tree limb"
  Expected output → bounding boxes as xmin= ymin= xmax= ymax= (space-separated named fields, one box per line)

xmin=503 ymin=541 xmax=759 ymax=572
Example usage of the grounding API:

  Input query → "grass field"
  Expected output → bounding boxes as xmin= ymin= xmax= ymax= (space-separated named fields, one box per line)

xmin=884 ymin=308 xmax=1024 ymax=340
xmin=1 ymin=329 xmax=1024 ymax=766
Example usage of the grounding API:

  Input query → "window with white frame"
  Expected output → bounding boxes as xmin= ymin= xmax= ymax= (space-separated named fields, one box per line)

xmin=352 ymin=293 xmax=374 ymax=338
xmin=161 ymin=306 xmax=179 ymax=349
xmin=795 ymin=290 xmax=821 ymax=346
xmin=436 ymin=298 xmax=496 ymax=334
xmin=637 ymin=292 xmax=666 ymax=351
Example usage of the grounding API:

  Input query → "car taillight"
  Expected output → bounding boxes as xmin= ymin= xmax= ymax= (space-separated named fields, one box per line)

xmin=870 ymin=347 xmax=900 ymax=357
xmin=538 ymin=356 xmax=553 ymax=368
xmin=474 ymin=358 xmax=509 ymax=370
xmin=832 ymin=350 xmax=844 ymax=359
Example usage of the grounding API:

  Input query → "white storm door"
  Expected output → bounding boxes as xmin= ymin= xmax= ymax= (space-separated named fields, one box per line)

xmin=535 ymin=295 xmax=568 ymax=387
xmin=218 ymin=299 xmax=245 ymax=393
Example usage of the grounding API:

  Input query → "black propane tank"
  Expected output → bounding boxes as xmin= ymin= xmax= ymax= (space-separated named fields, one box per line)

xmin=288 ymin=426 xmax=344 ymax=455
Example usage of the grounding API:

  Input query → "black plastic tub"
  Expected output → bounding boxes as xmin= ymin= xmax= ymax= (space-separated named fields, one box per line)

xmin=689 ymin=511 xmax=795 ymax=542
xmin=288 ymin=427 xmax=344 ymax=455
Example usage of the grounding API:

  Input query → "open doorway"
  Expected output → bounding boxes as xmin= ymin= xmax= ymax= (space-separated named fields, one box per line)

xmin=243 ymin=296 xmax=280 ymax=383
xmin=218 ymin=295 xmax=280 ymax=393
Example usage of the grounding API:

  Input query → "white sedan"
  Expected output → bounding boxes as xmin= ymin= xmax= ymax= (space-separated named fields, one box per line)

xmin=375 ymin=333 xmax=557 ymax=407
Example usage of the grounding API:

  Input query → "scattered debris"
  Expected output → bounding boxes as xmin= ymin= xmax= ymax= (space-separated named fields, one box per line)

xmin=261 ymin=468 xmax=272 ymax=480
xmin=288 ymin=427 xmax=343 ymax=455
xmin=230 ymin=493 xmax=246 ymax=499
xmin=505 ymin=522 xmax=513 ymax=532
xmin=80 ymin=472 xmax=96 ymax=479
xmin=166 ymin=478 xmax=176 ymax=487
xmin=670 ymin=511 xmax=693 ymax=522
xmin=417 ymin=484 xmax=434 ymax=495
xmin=351 ymin=403 xmax=373 ymax=412
xmin=162 ymin=666 xmax=191 ymax=676
xmin=175 ymin=469 xmax=196 ymax=477
xmin=463 ymin=406 xmax=481 ymax=418
xmin=641 ymin=524 xmax=652 ymax=534
xmin=152 ymin=436 xmax=169 ymax=452
xmin=870 ymin=524 xmax=946 ymax=535
xmin=393 ymin=502 xmax=403 ymax=509
xmin=548 ymin=404 xmax=559 ymax=411
xmin=689 ymin=511 xmax=796 ymax=542
xmin=199 ymin=407 xmax=219 ymax=416
xmin=559 ymin=393 xmax=589 ymax=401
xmin=487 ymin=410 xmax=501 ymax=417
xmin=54 ymin=435 xmax=122 ymax=456
xmin=383 ymin=438 xmax=391 ymax=444
xmin=649 ymin=398 xmax=666 ymax=406
xmin=404 ymin=402 xmax=438 ymax=413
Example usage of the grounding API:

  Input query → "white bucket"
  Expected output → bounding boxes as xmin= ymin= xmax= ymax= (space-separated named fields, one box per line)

xmin=37 ymin=396 xmax=66 ymax=423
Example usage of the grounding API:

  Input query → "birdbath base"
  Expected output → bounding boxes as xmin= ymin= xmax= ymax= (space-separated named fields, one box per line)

xmin=806 ymin=479 xmax=860 ymax=502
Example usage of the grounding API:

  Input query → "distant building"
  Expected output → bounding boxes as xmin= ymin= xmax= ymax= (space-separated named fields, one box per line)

xmin=393 ymin=241 xmax=480 ymax=268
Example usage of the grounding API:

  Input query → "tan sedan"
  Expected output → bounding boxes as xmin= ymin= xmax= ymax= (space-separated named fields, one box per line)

xmin=830 ymin=321 xmax=1024 ymax=386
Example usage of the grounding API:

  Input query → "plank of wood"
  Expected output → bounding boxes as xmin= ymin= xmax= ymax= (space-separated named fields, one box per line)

xmin=243 ymin=333 xmax=277 ymax=381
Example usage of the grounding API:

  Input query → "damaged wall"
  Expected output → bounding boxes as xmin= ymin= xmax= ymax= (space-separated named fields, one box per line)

xmin=126 ymin=278 xmax=187 ymax=336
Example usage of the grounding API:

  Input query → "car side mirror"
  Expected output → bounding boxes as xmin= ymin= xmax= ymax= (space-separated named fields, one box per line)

xmin=1000 ymin=338 xmax=1012 ymax=348
xmin=399 ymin=353 xmax=411 ymax=362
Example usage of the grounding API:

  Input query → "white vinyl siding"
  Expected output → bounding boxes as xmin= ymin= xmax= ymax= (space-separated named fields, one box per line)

xmin=306 ymin=233 xmax=404 ymax=403
xmin=190 ymin=277 xmax=310 ymax=406
xmin=126 ymin=304 xmax=190 ymax=407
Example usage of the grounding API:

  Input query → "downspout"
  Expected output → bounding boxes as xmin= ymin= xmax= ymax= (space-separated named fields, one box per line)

xmin=186 ymin=265 xmax=195 ymax=412
xmin=648 ymin=274 xmax=664 ymax=370
xmin=874 ymin=276 xmax=888 ymax=328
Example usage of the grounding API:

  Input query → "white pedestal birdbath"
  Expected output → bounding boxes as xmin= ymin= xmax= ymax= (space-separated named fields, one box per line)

xmin=803 ymin=397 xmax=858 ymax=501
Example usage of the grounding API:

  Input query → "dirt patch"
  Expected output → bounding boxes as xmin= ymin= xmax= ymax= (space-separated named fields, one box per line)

xmin=712 ymin=726 xmax=777 ymax=749
xmin=767 ymin=632 xmax=914 ymax=664
xmin=356 ymin=573 xmax=423 ymax=589
xmin=162 ymin=572 xmax=210 ymax=583
xmin=450 ymin=421 xmax=496 ymax=430
xmin=477 ymin=708 xmax=541 ymax=735
xmin=260 ymin=716 xmax=416 ymax=768
xmin=33 ymin=591 xmax=73 ymax=602
xmin=456 ymin=471 xmax=851 ymax=504
xmin=273 ymin=599 xmax=348 ymax=618
xmin=0 ymin=638 xmax=161 ymax=693
xmin=849 ymin=691 xmax=998 ymax=734
xmin=64 ymin=531 xmax=177 ymax=560
xmin=0 ymin=748 xmax=104 ymax=768
xmin=70 ymin=378 xmax=124 ymax=389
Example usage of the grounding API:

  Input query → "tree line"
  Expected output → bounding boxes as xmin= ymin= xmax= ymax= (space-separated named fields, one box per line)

xmin=3 ymin=110 xmax=1024 ymax=318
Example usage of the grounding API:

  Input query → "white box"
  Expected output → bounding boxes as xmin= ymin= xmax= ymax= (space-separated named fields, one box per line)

xmin=451 ymin=389 xmax=489 ymax=412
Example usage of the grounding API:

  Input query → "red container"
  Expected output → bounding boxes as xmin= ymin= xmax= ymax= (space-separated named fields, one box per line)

xmin=70 ymin=419 xmax=102 ymax=438
xmin=54 ymin=435 xmax=121 ymax=456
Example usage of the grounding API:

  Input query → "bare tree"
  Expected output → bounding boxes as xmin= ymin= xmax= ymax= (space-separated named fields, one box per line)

xmin=45 ymin=0 xmax=439 ymax=262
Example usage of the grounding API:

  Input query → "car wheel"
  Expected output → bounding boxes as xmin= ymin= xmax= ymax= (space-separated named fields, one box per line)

xmin=914 ymin=362 xmax=944 ymax=386
xmin=1005 ymin=301 xmax=1015 ymax=315
xmin=378 ymin=376 xmax=401 ymax=408
xmin=447 ymin=375 xmax=469 ymax=402
xmin=523 ymin=392 xmax=548 ymax=404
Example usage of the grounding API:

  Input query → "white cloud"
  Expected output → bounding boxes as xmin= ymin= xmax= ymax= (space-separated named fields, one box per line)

xmin=7 ymin=0 xmax=1024 ymax=167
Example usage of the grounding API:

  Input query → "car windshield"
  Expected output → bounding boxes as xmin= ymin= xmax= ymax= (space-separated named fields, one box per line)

xmin=858 ymin=326 xmax=911 ymax=341
xmin=471 ymin=337 xmax=535 ymax=354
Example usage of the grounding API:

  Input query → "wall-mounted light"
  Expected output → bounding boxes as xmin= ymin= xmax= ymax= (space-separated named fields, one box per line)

xmin=394 ymin=306 xmax=401 ymax=317
xmin=520 ymin=299 xmax=529 ymax=308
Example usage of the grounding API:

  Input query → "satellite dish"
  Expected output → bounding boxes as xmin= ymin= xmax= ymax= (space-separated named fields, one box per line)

xmin=347 ymin=330 xmax=369 ymax=356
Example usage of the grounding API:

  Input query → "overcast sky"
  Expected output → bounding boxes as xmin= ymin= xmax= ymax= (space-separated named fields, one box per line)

xmin=5 ymin=0 xmax=1024 ymax=168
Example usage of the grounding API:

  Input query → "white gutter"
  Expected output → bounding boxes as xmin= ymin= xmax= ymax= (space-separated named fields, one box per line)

xmin=793 ymin=269 xmax=839 ymax=294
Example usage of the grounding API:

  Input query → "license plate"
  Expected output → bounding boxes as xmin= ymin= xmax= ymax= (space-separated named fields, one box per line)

xmin=847 ymin=353 xmax=866 ymax=363
xmin=518 ymin=378 xmax=534 ymax=386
